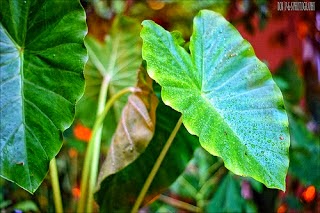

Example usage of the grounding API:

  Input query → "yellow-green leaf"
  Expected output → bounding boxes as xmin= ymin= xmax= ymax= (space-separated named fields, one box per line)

xmin=141 ymin=10 xmax=289 ymax=190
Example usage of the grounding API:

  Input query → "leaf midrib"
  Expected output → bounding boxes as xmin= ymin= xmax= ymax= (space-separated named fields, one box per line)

xmin=19 ymin=42 xmax=33 ymax=191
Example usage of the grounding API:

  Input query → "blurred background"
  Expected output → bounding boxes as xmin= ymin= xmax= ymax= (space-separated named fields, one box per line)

xmin=1 ymin=0 xmax=319 ymax=212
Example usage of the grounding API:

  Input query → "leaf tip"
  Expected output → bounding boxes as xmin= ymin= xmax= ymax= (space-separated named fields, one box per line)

xmin=141 ymin=20 xmax=154 ymax=28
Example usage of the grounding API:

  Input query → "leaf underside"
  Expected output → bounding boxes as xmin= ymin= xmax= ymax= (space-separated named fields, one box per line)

xmin=0 ymin=0 xmax=87 ymax=193
xmin=141 ymin=10 xmax=289 ymax=190
xmin=76 ymin=16 xmax=142 ymax=143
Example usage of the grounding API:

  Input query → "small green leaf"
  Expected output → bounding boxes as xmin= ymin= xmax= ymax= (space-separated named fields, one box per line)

xmin=141 ymin=10 xmax=289 ymax=190
xmin=14 ymin=200 xmax=39 ymax=212
xmin=170 ymin=147 xmax=221 ymax=199
xmin=206 ymin=173 xmax=248 ymax=212
xmin=0 ymin=0 xmax=87 ymax=193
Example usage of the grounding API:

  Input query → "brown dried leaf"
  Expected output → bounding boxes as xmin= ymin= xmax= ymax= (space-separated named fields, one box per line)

xmin=97 ymin=67 xmax=158 ymax=185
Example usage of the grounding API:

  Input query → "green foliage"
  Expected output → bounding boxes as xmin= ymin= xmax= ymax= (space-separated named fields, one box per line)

xmin=141 ymin=10 xmax=289 ymax=190
xmin=0 ymin=0 xmax=87 ymax=193
xmin=288 ymin=115 xmax=320 ymax=188
xmin=206 ymin=173 xmax=256 ymax=212
xmin=273 ymin=59 xmax=304 ymax=105
xmin=13 ymin=200 xmax=39 ymax=212
xmin=76 ymin=16 xmax=142 ymax=143
xmin=274 ymin=59 xmax=320 ymax=189
xmin=97 ymin=66 xmax=158 ymax=184
xmin=95 ymin=101 xmax=199 ymax=212
xmin=3 ymin=1 xmax=309 ymax=212
xmin=154 ymin=147 xmax=260 ymax=212
xmin=169 ymin=148 xmax=223 ymax=201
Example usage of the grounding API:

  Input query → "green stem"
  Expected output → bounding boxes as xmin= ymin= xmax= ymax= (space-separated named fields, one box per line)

xmin=84 ymin=76 xmax=109 ymax=213
xmin=158 ymin=194 xmax=201 ymax=213
xmin=50 ymin=158 xmax=63 ymax=213
xmin=131 ymin=116 xmax=183 ymax=213
xmin=86 ymin=86 xmax=136 ymax=213
xmin=77 ymin=76 xmax=110 ymax=213
xmin=77 ymin=85 xmax=136 ymax=212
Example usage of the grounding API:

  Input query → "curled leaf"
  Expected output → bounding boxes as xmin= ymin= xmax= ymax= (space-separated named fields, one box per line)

xmin=97 ymin=66 xmax=158 ymax=186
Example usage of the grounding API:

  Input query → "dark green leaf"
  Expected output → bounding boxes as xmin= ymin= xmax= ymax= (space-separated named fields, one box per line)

xmin=170 ymin=147 xmax=221 ymax=199
xmin=273 ymin=59 xmax=304 ymax=105
xmin=141 ymin=10 xmax=289 ymax=190
xmin=206 ymin=173 xmax=255 ymax=212
xmin=0 ymin=0 xmax=87 ymax=193
xmin=95 ymin=101 xmax=199 ymax=212
xmin=288 ymin=115 xmax=320 ymax=188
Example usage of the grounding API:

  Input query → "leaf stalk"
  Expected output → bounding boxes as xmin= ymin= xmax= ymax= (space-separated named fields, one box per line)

xmin=158 ymin=194 xmax=201 ymax=213
xmin=50 ymin=158 xmax=63 ymax=213
xmin=77 ymin=83 xmax=136 ymax=213
xmin=131 ymin=116 xmax=183 ymax=213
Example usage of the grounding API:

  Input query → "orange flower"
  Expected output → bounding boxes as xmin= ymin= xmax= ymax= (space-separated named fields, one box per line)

xmin=297 ymin=21 xmax=309 ymax=40
xmin=73 ymin=123 xmax=92 ymax=142
xmin=72 ymin=186 xmax=81 ymax=198
xmin=302 ymin=185 xmax=316 ymax=203
xmin=68 ymin=148 xmax=78 ymax=158
xmin=277 ymin=203 xmax=287 ymax=213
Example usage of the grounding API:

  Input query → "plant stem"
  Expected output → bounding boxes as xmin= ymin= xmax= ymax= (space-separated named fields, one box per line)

xmin=77 ymin=76 xmax=110 ymax=212
xmin=77 ymin=82 xmax=136 ymax=212
xmin=50 ymin=158 xmax=63 ymax=213
xmin=86 ymin=86 xmax=136 ymax=213
xmin=84 ymin=76 xmax=109 ymax=213
xmin=158 ymin=194 xmax=201 ymax=213
xmin=131 ymin=116 xmax=183 ymax=213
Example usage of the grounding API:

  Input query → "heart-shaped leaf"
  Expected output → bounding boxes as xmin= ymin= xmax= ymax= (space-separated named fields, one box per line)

xmin=141 ymin=10 xmax=289 ymax=190
xmin=0 ymin=0 xmax=87 ymax=193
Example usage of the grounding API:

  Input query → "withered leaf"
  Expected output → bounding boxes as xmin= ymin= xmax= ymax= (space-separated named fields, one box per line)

xmin=97 ymin=66 xmax=158 ymax=186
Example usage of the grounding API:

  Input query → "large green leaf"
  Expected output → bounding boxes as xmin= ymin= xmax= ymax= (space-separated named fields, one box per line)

xmin=141 ymin=10 xmax=289 ymax=190
xmin=76 ymin=16 xmax=142 ymax=142
xmin=0 ymin=0 xmax=87 ymax=193
xmin=95 ymin=100 xmax=199 ymax=212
